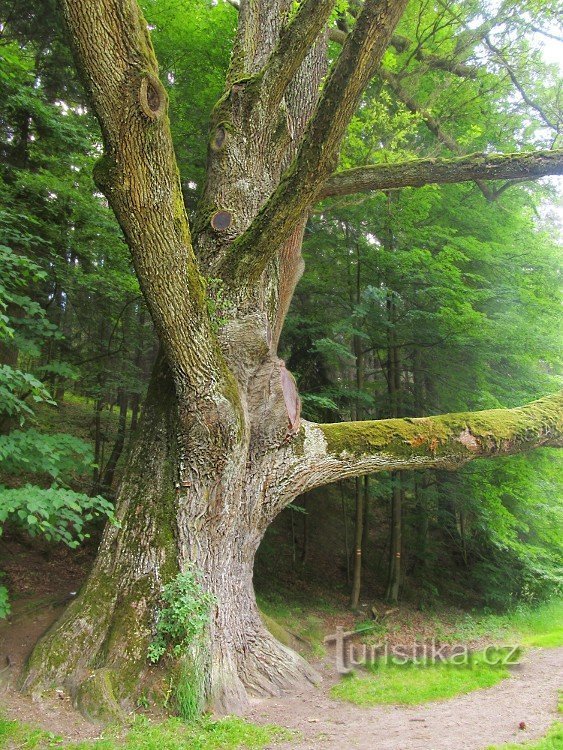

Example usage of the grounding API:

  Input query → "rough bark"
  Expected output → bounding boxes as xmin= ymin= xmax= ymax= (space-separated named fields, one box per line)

xmin=319 ymin=150 xmax=563 ymax=199
xmin=288 ymin=392 xmax=563 ymax=495
xmin=22 ymin=0 xmax=563 ymax=725
xmin=219 ymin=0 xmax=410 ymax=283
xmin=22 ymin=351 xmax=319 ymax=718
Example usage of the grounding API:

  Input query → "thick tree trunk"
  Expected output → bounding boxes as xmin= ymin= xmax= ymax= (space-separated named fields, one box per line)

xmin=22 ymin=353 xmax=318 ymax=719
xmin=22 ymin=0 xmax=563 ymax=725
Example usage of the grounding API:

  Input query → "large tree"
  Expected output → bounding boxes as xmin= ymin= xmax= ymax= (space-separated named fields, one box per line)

xmin=22 ymin=0 xmax=562 ymax=720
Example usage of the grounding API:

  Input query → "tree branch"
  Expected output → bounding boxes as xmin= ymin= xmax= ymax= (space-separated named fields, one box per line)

xmin=329 ymin=27 xmax=478 ymax=78
xmin=261 ymin=0 xmax=335 ymax=109
xmin=59 ymin=0 xmax=223 ymax=391
xmin=318 ymin=150 xmax=563 ymax=199
xmin=219 ymin=0 xmax=409 ymax=284
xmin=289 ymin=392 xmax=563 ymax=495
xmin=380 ymin=69 xmax=495 ymax=200
xmin=484 ymin=36 xmax=559 ymax=133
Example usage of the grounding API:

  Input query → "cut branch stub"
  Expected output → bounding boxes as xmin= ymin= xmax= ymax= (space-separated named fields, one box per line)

xmin=212 ymin=126 xmax=228 ymax=151
xmin=211 ymin=210 xmax=233 ymax=231
xmin=280 ymin=362 xmax=301 ymax=434
xmin=139 ymin=75 xmax=166 ymax=120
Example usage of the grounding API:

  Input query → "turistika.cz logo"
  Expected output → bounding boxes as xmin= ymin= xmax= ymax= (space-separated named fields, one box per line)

xmin=324 ymin=626 xmax=521 ymax=674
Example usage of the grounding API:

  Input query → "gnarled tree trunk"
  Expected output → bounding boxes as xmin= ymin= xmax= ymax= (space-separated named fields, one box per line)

xmin=21 ymin=0 xmax=563 ymax=722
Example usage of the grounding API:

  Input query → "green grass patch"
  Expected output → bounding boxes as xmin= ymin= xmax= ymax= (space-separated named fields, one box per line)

xmin=449 ymin=599 xmax=563 ymax=648
xmin=257 ymin=591 xmax=333 ymax=657
xmin=0 ymin=714 xmax=292 ymax=750
xmin=330 ymin=652 xmax=511 ymax=706
xmin=487 ymin=722 xmax=563 ymax=749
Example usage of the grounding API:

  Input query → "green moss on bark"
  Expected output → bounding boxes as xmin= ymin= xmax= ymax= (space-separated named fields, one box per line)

xmin=318 ymin=393 xmax=563 ymax=460
xmin=75 ymin=668 xmax=125 ymax=724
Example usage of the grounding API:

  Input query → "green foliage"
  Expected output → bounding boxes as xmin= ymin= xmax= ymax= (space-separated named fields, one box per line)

xmin=0 ymin=366 xmax=55 ymax=425
xmin=0 ymin=577 xmax=10 ymax=619
xmin=0 ymin=429 xmax=95 ymax=480
xmin=0 ymin=485 xmax=115 ymax=547
xmin=449 ymin=599 xmax=563 ymax=649
xmin=173 ymin=661 xmax=204 ymax=722
xmin=148 ymin=570 xmax=215 ymax=664
xmin=0 ymin=426 xmax=116 ymax=549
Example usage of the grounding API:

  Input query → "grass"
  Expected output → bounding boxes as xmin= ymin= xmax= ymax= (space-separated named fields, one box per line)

xmin=486 ymin=723 xmax=563 ymax=750
xmin=449 ymin=599 xmax=563 ymax=648
xmin=257 ymin=590 xmax=337 ymax=657
xmin=0 ymin=714 xmax=292 ymax=750
xmin=330 ymin=599 xmax=563 ymax=708
xmin=330 ymin=651 xmax=511 ymax=706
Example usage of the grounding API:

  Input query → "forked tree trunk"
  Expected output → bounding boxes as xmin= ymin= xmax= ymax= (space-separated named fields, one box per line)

xmin=20 ymin=0 xmax=563 ymax=724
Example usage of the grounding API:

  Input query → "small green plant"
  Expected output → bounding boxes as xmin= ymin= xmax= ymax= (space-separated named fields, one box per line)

xmin=0 ymin=580 xmax=10 ymax=619
xmin=148 ymin=569 xmax=215 ymax=664
xmin=174 ymin=660 xmax=204 ymax=722
xmin=136 ymin=693 xmax=150 ymax=710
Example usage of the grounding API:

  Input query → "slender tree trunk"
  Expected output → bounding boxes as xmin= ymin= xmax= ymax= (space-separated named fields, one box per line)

xmin=129 ymin=392 xmax=140 ymax=434
xmin=100 ymin=387 xmax=128 ymax=495
xmin=350 ymin=476 xmax=364 ymax=609
xmin=361 ymin=475 xmax=370 ymax=569
xmin=340 ymin=482 xmax=351 ymax=585
xmin=385 ymin=475 xmax=403 ymax=603
xmin=350 ymin=236 xmax=367 ymax=608
xmin=300 ymin=497 xmax=309 ymax=565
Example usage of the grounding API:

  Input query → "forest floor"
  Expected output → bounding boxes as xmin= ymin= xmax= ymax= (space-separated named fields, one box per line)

xmin=0 ymin=536 xmax=561 ymax=750
xmin=244 ymin=648 xmax=562 ymax=749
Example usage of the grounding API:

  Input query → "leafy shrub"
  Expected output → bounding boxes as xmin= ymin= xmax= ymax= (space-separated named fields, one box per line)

xmin=148 ymin=569 xmax=215 ymax=663
xmin=0 ymin=485 xmax=115 ymax=547
xmin=0 ymin=428 xmax=95 ymax=480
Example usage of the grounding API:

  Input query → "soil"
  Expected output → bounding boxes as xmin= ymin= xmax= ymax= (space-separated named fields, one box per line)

xmin=0 ymin=535 xmax=101 ymax=740
xmin=245 ymin=649 xmax=562 ymax=749
xmin=0 ymin=536 xmax=561 ymax=749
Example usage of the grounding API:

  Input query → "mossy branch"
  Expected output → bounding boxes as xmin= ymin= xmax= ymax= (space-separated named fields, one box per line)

xmin=289 ymin=393 xmax=563 ymax=494
xmin=60 ymin=0 xmax=224 ymax=393
xmin=318 ymin=150 xmax=563 ymax=199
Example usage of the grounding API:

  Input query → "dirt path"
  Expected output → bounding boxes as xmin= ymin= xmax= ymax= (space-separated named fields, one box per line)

xmin=244 ymin=648 xmax=562 ymax=750
xmin=1 ymin=592 xmax=561 ymax=749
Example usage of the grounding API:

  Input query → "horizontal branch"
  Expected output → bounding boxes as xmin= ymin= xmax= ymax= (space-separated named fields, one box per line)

xmin=380 ymin=69 xmax=495 ymax=200
xmin=288 ymin=392 xmax=562 ymax=494
xmin=318 ymin=150 xmax=563 ymax=199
